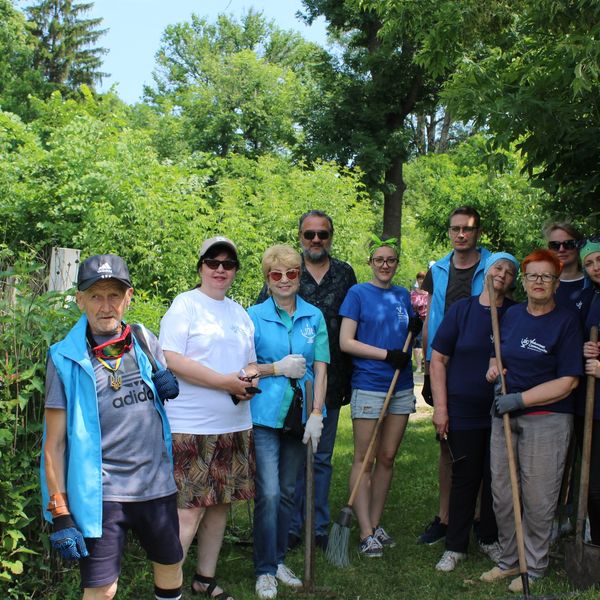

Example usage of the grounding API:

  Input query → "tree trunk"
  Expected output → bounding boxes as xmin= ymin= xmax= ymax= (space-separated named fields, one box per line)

xmin=437 ymin=109 xmax=452 ymax=153
xmin=382 ymin=156 xmax=405 ymax=241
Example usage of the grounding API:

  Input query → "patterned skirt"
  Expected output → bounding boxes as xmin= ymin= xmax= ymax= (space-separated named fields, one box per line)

xmin=172 ymin=429 xmax=255 ymax=508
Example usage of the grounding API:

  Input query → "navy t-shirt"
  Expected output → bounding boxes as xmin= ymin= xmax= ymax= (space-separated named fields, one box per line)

xmin=432 ymin=295 xmax=515 ymax=430
xmin=574 ymin=286 xmax=600 ymax=419
xmin=498 ymin=303 xmax=584 ymax=416
xmin=339 ymin=282 xmax=415 ymax=393
xmin=555 ymin=277 xmax=585 ymax=310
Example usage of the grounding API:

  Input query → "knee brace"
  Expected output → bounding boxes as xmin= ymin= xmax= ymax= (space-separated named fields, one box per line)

xmin=154 ymin=585 xmax=182 ymax=599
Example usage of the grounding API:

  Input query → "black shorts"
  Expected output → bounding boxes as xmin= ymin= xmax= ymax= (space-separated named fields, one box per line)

xmin=79 ymin=494 xmax=183 ymax=589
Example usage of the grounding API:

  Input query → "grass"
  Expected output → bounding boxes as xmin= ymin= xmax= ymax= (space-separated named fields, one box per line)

xmin=47 ymin=406 xmax=598 ymax=599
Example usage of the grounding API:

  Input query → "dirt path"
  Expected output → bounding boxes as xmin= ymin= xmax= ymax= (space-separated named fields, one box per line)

xmin=412 ymin=371 xmax=433 ymax=421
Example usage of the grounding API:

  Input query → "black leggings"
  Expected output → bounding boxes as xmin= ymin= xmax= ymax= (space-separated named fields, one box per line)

xmin=445 ymin=427 xmax=497 ymax=553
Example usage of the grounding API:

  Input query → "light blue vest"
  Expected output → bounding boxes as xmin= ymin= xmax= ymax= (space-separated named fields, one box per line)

xmin=426 ymin=247 xmax=491 ymax=360
xmin=248 ymin=296 xmax=328 ymax=428
xmin=40 ymin=315 xmax=173 ymax=538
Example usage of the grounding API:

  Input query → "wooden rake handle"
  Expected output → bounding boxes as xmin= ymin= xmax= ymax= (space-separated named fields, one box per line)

xmin=347 ymin=332 xmax=413 ymax=508
xmin=576 ymin=325 xmax=599 ymax=543
xmin=487 ymin=275 xmax=529 ymax=579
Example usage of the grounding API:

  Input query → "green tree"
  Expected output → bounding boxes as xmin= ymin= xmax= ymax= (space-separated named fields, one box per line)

xmin=439 ymin=0 xmax=600 ymax=218
xmin=25 ymin=0 xmax=107 ymax=92
xmin=146 ymin=11 xmax=324 ymax=159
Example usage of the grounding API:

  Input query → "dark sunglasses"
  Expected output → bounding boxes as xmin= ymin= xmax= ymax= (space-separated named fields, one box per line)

xmin=548 ymin=239 xmax=577 ymax=251
xmin=302 ymin=230 xmax=330 ymax=241
xmin=88 ymin=324 xmax=133 ymax=359
xmin=203 ymin=258 xmax=239 ymax=271
xmin=268 ymin=269 xmax=300 ymax=282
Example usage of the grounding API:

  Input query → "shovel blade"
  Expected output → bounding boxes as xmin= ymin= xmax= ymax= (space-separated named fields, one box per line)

xmin=564 ymin=539 xmax=600 ymax=589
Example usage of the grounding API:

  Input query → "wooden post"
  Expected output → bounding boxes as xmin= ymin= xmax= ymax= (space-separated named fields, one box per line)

xmin=48 ymin=247 xmax=81 ymax=292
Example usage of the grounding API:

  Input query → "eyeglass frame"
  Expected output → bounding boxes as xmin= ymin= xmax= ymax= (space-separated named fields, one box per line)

xmin=202 ymin=258 xmax=239 ymax=271
xmin=523 ymin=272 xmax=558 ymax=283
xmin=448 ymin=225 xmax=479 ymax=235
xmin=268 ymin=269 xmax=300 ymax=282
xmin=548 ymin=239 xmax=577 ymax=251
xmin=370 ymin=256 xmax=399 ymax=267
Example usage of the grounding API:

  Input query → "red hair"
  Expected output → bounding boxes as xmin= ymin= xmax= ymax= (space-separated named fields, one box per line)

xmin=521 ymin=248 xmax=563 ymax=276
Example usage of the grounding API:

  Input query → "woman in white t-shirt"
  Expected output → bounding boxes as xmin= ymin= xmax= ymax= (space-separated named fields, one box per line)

xmin=160 ymin=236 xmax=258 ymax=600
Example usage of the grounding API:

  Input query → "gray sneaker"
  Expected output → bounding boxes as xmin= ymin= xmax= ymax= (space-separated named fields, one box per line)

xmin=479 ymin=541 xmax=502 ymax=563
xmin=359 ymin=534 xmax=383 ymax=557
xmin=373 ymin=525 xmax=396 ymax=548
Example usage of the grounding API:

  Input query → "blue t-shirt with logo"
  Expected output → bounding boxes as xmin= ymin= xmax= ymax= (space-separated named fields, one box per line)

xmin=433 ymin=296 xmax=515 ymax=430
xmin=498 ymin=302 xmax=583 ymax=415
xmin=339 ymin=282 xmax=415 ymax=393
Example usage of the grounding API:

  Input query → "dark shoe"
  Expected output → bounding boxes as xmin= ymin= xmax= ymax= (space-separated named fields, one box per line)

xmin=358 ymin=534 xmax=383 ymax=558
xmin=417 ymin=516 xmax=447 ymax=545
xmin=316 ymin=534 xmax=328 ymax=551
xmin=287 ymin=532 xmax=302 ymax=552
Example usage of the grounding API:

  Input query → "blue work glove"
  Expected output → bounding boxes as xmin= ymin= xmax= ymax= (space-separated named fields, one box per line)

xmin=385 ymin=349 xmax=410 ymax=371
xmin=495 ymin=392 xmax=525 ymax=415
xmin=49 ymin=515 xmax=89 ymax=560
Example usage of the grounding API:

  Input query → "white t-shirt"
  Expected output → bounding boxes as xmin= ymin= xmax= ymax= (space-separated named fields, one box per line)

xmin=159 ymin=288 xmax=256 ymax=434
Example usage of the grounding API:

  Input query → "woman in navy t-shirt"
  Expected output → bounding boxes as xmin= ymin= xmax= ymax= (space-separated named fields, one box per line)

xmin=483 ymin=249 xmax=583 ymax=592
xmin=339 ymin=240 xmax=416 ymax=557
xmin=575 ymin=238 xmax=600 ymax=544
xmin=430 ymin=252 xmax=519 ymax=573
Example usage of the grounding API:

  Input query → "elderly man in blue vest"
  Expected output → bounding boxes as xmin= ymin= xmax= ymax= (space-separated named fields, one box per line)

xmin=418 ymin=206 xmax=491 ymax=546
xmin=40 ymin=254 xmax=183 ymax=600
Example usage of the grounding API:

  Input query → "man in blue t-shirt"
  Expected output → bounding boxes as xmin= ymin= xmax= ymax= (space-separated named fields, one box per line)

xmin=418 ymin=206 xmax=491 ymax=545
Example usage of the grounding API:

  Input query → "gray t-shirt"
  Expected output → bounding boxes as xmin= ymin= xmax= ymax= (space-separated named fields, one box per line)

xmin=45 ymin=330 xmax=176 ymax=502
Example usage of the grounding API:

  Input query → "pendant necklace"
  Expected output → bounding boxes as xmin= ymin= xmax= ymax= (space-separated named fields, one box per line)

xmin=97 ymin=356 xmax=123 ymax=391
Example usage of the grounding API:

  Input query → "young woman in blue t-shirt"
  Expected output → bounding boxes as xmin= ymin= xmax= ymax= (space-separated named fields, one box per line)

xmin=339 ymin=241 xmax=416 ymax=557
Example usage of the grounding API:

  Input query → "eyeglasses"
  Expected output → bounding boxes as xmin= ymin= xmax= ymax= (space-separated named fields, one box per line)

xmin=548 ymin=239 xmax=577 ymax=251
xmin=523 ymin=272 xmax=558 ymax=283
xmin=449 ymin=226 xmax=478 ymax=235
xmin=371 ymin=256 xmax=399 ymax=267
xmin=88 ymin=324 xmax=133 ymax=359
xmin=268 ymin=269 xmax=300 ymax=282
xmin=203 ymin=258 xmax=238 ymax=271
xmin=302 ymin=230 xmax=331 ymax=241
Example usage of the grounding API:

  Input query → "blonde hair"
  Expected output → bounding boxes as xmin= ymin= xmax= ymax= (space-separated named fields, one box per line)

xmin=261 ymin=244 xmax=302 ymax=279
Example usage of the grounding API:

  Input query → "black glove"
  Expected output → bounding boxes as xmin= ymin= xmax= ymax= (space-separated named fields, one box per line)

xmin=152 ymin=368 xmax=179 ymax=403
xmin=495 ymin=392 xmax=524 ymax=415
xmin=422 ymin=374 xmax=433 ymax=407
xmin=408 ymin=316 xmax=423 ymax=336
xmin=49 ymin=515 xmax=89 ymax=560
xmin=385 ymin=349 xmax=410 ymax=371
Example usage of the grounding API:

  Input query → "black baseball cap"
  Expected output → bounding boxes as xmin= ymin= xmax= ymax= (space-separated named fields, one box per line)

xmin=77 ymin=254 xmax=132 ymax=291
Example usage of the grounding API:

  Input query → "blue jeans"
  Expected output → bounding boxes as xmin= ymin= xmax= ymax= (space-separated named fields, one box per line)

xmin=289 ymin=407 xmax=340 ymax=538
xmin=253 ymin=426 xmax=304 ymax=576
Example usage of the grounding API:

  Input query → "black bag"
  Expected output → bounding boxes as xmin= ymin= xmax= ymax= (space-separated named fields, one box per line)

xmin=283 ymin=380 xmax=304 ymax=439
xmin=131 ymin=324 xmax=179 ymax=403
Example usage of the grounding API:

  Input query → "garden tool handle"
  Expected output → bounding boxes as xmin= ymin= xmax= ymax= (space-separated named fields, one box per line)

xmin=347 ymin=332 xmax=413 ymax=507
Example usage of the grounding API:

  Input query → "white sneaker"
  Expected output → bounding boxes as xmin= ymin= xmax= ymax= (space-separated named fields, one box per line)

xmin=275 ymin=563 xmax=302 ymax=588
xmin=479 ymin=541 xmax=502 ymax=563
xmin=256 ymin=574 xmax=278 ymax=599
xmin=435 ymin=550 xmax=467 ymax=572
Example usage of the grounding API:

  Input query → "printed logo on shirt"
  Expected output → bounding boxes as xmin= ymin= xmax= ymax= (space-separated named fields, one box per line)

xmin=575 ymin=300 xmax=583 ymax=310
xmin=231 ymin=324 xmax=249 ymax=336
xmin=112 ymin=378 xmax=155 ymax=408
xmin=301 ymin=324 xmax=316 ymax=344
xmin=395 ymin=305 xmax=409 ymax=324
xmin=520 ymin=338 xmax=548 ymax=354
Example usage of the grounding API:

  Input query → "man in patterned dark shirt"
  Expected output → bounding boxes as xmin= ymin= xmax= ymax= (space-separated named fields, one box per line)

xmin=258 ymin=210 xmax=357 ymax=550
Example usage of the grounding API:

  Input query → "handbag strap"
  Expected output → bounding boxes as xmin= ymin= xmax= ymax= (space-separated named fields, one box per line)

xmin=130 ymin=323 xmax=158 ymax=373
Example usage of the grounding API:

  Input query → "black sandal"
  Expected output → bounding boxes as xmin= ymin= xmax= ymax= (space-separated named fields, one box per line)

xmin=191 ymin=573 xmax=233 ymax=600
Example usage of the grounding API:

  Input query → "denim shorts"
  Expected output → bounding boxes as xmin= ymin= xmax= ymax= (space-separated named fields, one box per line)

xmin=79 ymin=494 xmax=183 ymax=588
xmin=350 ymin=388 xmax=416 ymax=419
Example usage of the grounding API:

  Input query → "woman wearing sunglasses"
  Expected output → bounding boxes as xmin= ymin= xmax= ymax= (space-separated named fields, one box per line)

xmin=159 ymin=236 xmax=258 ymax=600
xmin=339 ymin=238 xmax=417 ymax=557
xmin=247 ymin=244 xmax=329 ymax=600
xmin=544 ymin=221 xmax=585 ymax=308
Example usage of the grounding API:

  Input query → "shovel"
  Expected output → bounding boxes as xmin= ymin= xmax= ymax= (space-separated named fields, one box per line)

xmin=565 ymin=326 xmax=600 ymax=589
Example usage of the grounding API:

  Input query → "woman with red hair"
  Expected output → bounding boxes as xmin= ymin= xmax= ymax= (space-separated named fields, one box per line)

xmin=480 ymin=249 xmax=583 ymax=593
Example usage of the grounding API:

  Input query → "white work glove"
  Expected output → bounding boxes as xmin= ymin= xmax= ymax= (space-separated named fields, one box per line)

xmin=302 ymin=413 xmax=324 ymax=452
xmin=273 ymin=354 xmax=306 ymax=379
